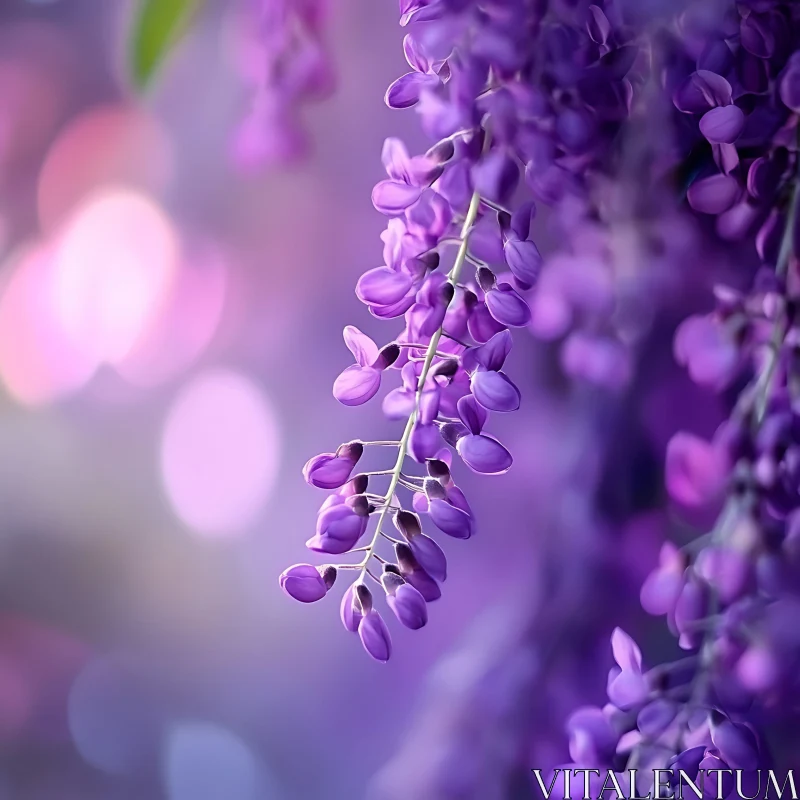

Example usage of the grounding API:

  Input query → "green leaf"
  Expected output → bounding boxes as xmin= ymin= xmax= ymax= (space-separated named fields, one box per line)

xmin=129 ymin=0 xmax=203 ymax=89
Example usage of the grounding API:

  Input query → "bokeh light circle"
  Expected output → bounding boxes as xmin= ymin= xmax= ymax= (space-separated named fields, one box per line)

xmin=115 ymin=241 xmax=228 ymax=388
xmin=52 ymin=189 xmax=178 ymax=366
xmin=37 ymin=104 xmax=174 ymax=233
xmin=0 ymin=244 xmax=98 ymax=405
xmin=160 ymin=369 xmax=280 ymax=537
xmin=164 ymin=723 xmax=276 ymax=800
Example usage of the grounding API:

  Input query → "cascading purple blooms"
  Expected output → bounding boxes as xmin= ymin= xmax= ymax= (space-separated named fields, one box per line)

xmin=268 ymin=0 xmax=800 ymax=786
xmin=549 ymin=1 xmax=800 ymax=792
xmin=231 ymin=0 xmax=334 ymax=168
xmin=361 ymin=0 xmax=800 ymax=795
xmin=279 ymin=0 xmax=555 ymax=661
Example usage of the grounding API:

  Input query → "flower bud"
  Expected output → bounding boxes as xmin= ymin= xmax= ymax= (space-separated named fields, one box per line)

xmin=307 ymin=500 xmax=369 ymax=554
xmin=477 ymin=267 xmax=496 ymax=293
xmin=394 ymin=542 xmax=441 ymax=601
xmin=355 ymin=583 xmax=373 ymax=614
xmin=320 ymin=565 xmax=337 ymax=590
xmin=336 ymin=441 xmax=364 ymax=462
xmin=393 ymin=509 xmax=423 ymax=539
xmin=424 ymin=478 xmax=447 ymax=501
xmin=440 ymin=421 xmax=469 ymax=447
xmin=387 ymin=583 xmax=428 ymax=630
xmin=358 ymin=610 xmax=392 ymax=662
xmin=303 ymin=442 xmax=364 ymax=489
xmin=279 ymin=564 xmax=331 ymax=603
xmin=373 ymin=343 xmax=401 ymax=370
xmin=426 ymin=459 xmax=451 ymax=482
xmin=409 ymin=533 xmax=447 ymax=581
xmin=381 ymin=571 xmax=406 ymax=595
xmin=432 ymin=358 xmax=459 ymax=378
xmin=342 ymin=474 xmax=369 ymax=496
xmin=429 ymin=497 xmax=474 ymax=539
xmin=340 ymin=583 xmax=362 ymax=633
xmin=426 ymin=139 xmax=455 ymax=164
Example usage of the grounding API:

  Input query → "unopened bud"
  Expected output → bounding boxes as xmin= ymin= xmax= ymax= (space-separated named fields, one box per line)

xmin=427 ymin=459 xmax=451 ymax=482
xmin=432 ymin=359 xmax=459 ymax=378
xmin=394 ymin=509 xmax=423 ymax=539
xmin=394 ymin=542 xmax=418 ymax=573
xmin=424 ymin=478 xmax=447 ymax=501
xmin=381 ymin=571 xmax=406 ymax=596
xmin=336 ymin=441 xmax=364 ymax=463
xmin=374 ymin=343 xmax=400 ymax=370
xmin=320 ymin=565 xmax=338 ymax=590
xmin=426 ymin=139 xmax=455 ymax=164
xmin=346 ymin=494 xmax=371 ymax=517
xmin=477 ymin=267 xmax=496 ymax=293
xmin=355 ymin=583 xmax=373 ymax=614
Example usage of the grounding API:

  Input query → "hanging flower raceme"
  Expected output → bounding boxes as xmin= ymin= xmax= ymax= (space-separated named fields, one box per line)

xmin=550 ymin=627 xmax=771 ymax=798
xmin=231 ymin=0 xmax=334 ymax=168
xmin=666 ymin=0 xmax=800 ymax=242
xmin=558 ymin=22 xmax=800 ymax=785
xmin=278 ymin=0 xmax=554 ymax=661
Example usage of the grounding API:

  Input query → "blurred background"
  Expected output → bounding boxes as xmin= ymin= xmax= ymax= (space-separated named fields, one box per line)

xmin=0 ymin=0 xmax=611 ymax=797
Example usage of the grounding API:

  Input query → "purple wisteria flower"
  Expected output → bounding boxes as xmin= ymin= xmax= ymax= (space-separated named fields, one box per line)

xmin=231 ymin=0 xmax=334 ymax=168
xmin=278 ymin=0 xmax=559 ymax=661
xmin=554 ymin=0 xmax=800 ymax=787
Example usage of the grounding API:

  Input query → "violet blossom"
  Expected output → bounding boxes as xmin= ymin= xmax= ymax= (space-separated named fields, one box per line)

xmin=280 ymin=0 xmax=549 ymax=661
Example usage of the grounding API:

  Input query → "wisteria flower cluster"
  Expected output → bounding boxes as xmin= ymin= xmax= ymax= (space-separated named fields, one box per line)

xmin=552 ymin=0 xmax=800 ymax=791
xmin=232 ymin=0 xmax=334 ymax=168
xmin=267 ymin=0 xmax=800 ymax=788
xmin=278 ymin=0 xmax=561 ymax=661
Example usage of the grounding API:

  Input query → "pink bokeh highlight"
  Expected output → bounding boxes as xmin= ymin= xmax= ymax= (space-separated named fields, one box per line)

xmin=0 ymin=244 xmax=98 ymax=405
xmin=52 ymin=189 xmax=179 ymax=367
xmin=160 ymin=369 xmax=280 ymax=537
xmin=37 ymin=104 xmax=174 ymax=234
xmin=115 ymin=240 xmax=228 ymax=388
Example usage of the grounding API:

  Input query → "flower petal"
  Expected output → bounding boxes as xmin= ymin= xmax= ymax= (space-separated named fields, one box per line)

xmin=699 ymin=105 xmax=745 ymax=144
xmin=471 ymin=369 xmax=521 ymax=412
xmin=687 ymin=174 xmax=740 ymax=215
xmin=343 ymin=325 xmax=379 ymax=367
xmin=384 ymin=71 xmax=440 ymax=109
xmin=371 ymin=180 xmax=423 ymax=215
xmin=456 ymin=433 xmax=513 ymax=474
xmin=429 ymin=498 xmax=474 ymax=539
xmin=665 ymin=432 xmax=729 ymax=508
xmin=471 ymin=330 xmax=511 ymax=373
xmin=333 ymin=365 xmax=381 ymax=406
xmin=467 ymin=301 xmax=507 ymax=343
xmin=485 ymin=283 xmax=532 ymax=327
xmin=471 ymin=149 xmax=519 ymax=204
xmin=408 ymin=533 xmax=447 ymax=581
xmin=503 ymin=238 xmax=542 ymax=290
xmin=358 ymin=611 xmax=392 ymax=662
xmin=457 ymin=394 xmax=487 ymax=435
xmin=279 ymin=564 xmax=328 ymax=603
xmin=356 ymin=267 xmax=414 ymax=306
xmin=673 ymin=70 xmax=732 ymax=114
xmin=611 ymin=627 xmax=642 ymax=672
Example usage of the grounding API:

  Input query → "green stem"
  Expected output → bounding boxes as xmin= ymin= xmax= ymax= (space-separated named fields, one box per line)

xmin=356 ymin=189 xmax=483 ymax=581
